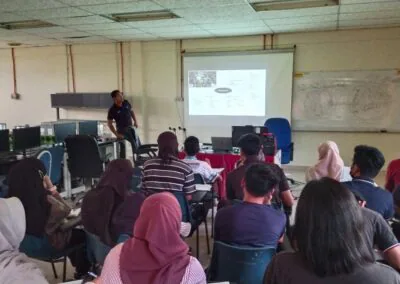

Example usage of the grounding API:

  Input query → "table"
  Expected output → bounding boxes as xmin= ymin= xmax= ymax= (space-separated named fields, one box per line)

xmin=178 ymin=152 xmax=274 ymax=199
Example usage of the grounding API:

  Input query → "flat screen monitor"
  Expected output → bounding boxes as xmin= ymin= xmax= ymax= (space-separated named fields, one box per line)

xmin=54 ymin=122 xmax=77 ymax=143
xmin=232 ymin=125 xmax=255 ymax=147
xmin=13 ymin=126 xmax=41 ymax=151
xmin=0 ymin=129 xmax=10 ymax=152
xmin=78 ymin=121 xmax=98 ymax=137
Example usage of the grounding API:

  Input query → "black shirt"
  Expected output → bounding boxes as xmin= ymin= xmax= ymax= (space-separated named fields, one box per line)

xmin=107 ymin=100 xmax=133 ymax=134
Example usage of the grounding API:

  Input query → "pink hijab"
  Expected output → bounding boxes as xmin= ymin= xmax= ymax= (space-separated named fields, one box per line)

xmin=119 ymin=192 xmax=190 ymax=284
xmin=306 ymin=141 xmax=344 ymax=182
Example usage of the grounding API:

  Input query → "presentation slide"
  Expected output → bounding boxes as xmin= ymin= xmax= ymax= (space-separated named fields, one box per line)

xmin=188 ymin=69 xmax=266 ymax=116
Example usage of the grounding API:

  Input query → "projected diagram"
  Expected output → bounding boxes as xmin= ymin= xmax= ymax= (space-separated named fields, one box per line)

xmin=188 ymin=70 xmax=266 ymax=116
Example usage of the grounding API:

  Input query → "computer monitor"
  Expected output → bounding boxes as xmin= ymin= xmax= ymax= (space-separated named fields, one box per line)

xmin=211 ymin=137 xmax=232 ymax=153
xmin=78 ymin=121 xmax=98 ymax=137
xmin=54 ymin=122 xmax=77 ymax=143
xmin=13 ymin=126 xmax=41 ymax=151
xmin=0 ymin=129 xmax=10 ymax=152
xmin=232 ymin=125 xmax=255 ymax=147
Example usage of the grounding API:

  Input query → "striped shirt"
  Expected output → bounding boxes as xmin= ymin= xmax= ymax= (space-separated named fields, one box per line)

xmin=142 ymin=157 xmax=196 ymax=195
xmin=183 ymin=156 xmax=218 ymax=183
xmin=98 ymin=244 xmax=207 ymax=284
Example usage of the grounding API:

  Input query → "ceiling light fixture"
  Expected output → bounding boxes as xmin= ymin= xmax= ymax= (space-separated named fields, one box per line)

xmin=107 ymin=10 xmax=180 ymax=23
xmin=0 ymin=20 xmax=56 ymax=30
xmin=251 ymin=0 xmax=339 ymax=12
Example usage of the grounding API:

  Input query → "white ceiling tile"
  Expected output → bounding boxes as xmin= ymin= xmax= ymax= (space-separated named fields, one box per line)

xmin=14 ymin=7 xmax=93 ymax=20
xmin=340 ymin=18 xmax=400 ymax=28
xmin=154 ymin=0 xmax=246 ymax=9
xmin=124 ymin=18 xmax=191 ymax=28
xmin=265 ymin=14 xmax=338 ymax=26
xmin=104 ymin=33 xmax=159 ymax=41
xmin=59 ymin=0 xmax=139 ymax=5
xmin=61 ymin=36 xmax=113 ymax=43
xmin=22 ymin=39 xmax=63 ymax=46
xmin=199 ymin=20 xmax=266 ymax=30
xmin=73 ymin=22 xmax=129 ymax=31
xmin=340 ymin=0 xmax=398 ymax=4
xmin=78 ymin=1 xmax=164 ymax=14
xmin=140 ymin=25 xmax=203 ymax=33
xmin=0 ymin=33 xmax=48 ymax=41
xmin=89 ymin=28 xmax=145 ymax=36
xmin=45 ymin=15 xmax=114 ymax=26
xmin=41 ymin=31 xmax=93 ymax=39
xmin=158 ymin=30 xmax=213 ymax=39
xmin=270 ymin=21 xmax=337 ymax=33
xmin=0 ymin=0 xmax=68 ymax=12
xmin=340 ymin=2 xmax=400 ymax=13
xmin=257 ymin=6 xmax=338 ymax=20
xmin=173 ymin=5 xmax=256 ymax=24
xmin=18 ymin=26 xmax=76 ymax=35
xmin=209 ymin=26 xmax=272 ymax=36
xmin=0 ymin=12 xmax=35 ymax=22
xmin=340 ymin=11 xmax=400 ymax=21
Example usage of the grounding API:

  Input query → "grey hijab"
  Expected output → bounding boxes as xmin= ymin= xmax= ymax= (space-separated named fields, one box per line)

xmin=0 ymin=197 xmax=48 ymax=284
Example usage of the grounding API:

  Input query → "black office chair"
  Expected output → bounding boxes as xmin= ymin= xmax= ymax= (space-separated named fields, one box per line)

xmin=134 ymin=144 xmax=158 ymax=167
xmin=65 ymin=135 xmax=104 ymax=184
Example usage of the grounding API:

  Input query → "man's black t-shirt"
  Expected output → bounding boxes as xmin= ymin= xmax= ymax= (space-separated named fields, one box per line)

xmin=107 ymin=100 xmax=132 ymax=134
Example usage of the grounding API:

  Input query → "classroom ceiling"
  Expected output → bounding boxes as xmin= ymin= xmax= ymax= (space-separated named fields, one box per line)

xmin=0 ymin=0 xmax=399 ymax=47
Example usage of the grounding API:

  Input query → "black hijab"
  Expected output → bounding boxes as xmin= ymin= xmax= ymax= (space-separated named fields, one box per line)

xmin=7 ymin=158 xmax=50 ymax=237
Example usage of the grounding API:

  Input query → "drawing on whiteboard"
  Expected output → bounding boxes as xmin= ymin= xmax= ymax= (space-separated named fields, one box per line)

xmin=292 ymin=70 xmax=400 ymax=131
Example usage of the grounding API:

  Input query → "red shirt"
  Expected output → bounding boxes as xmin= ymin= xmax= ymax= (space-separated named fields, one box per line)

xmin=385 ymin=159 xmax=400 ymax=192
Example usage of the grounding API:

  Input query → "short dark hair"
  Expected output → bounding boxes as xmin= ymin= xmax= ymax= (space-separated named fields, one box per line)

xmin=238 ymin=133 xmax=261 ymax=156
xmin=184 ymin=136 xmax=200 ymax=156
xmin=244 ymin=164 xmax=279 ymax=197
xmin=110 ymin=90 xmax=121 ymax=98
xmin=293 ymin=178 xmax=374 ymax=277
xmin=352 ymin=145 xmax=385 ymax=178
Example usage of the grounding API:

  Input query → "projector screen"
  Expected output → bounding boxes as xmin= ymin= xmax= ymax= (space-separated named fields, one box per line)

xmin=183 ymin=51 xmax=294 ymax=141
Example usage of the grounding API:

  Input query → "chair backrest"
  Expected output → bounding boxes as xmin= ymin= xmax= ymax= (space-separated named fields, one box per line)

xmin=47 ymin=146 xmax=64 ymax=185
xmin=264 ymin=118 xmax=292 ymax=149
xmin=65 ymin=135 xmax=103 ymax=178
xmin=134 ymin=144 xmax=158 ymax=167
xmin=171 ymin=191 xmax=192 ymax=223
xmin=208 ymin=241 xmax=276 ymax=284
xmin=85 ymin=231 xmax=111 ymax=265
xmin=194 ymin=173 xmax=206 ymax=184
xmin=36 ymin=149 xmax=52 ymax=177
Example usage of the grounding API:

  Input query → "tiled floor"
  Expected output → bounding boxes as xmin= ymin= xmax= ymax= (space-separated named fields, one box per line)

xmin=31 ymin=168 xmax=387 ymax=283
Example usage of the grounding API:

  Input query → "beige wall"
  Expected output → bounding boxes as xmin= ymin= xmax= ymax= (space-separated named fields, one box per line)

xmin=1 ymin=27 xmax=400 ymax=167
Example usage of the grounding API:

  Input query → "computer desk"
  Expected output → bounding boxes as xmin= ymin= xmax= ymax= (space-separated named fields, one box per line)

xmin=61 ymin=137 xmax=119 ymax=199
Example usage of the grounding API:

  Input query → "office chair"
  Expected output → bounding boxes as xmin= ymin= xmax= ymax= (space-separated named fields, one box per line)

xmin=65 ymin=135 xmax=104 ymax=186
xmin=134 ymin=144 xmax=158 ymax=167
xmin=36 ymin=149 xmax=52 ymax=177
xmin=47 ymin=146 xmax=64 ymax=185
xmin=264 ymin=118 xmax=294 ymax=164
xmin=207 ymin=241 xmax=276 ymax=284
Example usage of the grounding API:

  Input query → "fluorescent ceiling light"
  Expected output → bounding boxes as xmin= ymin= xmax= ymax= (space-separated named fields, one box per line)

xmin=0 ymin=20 xmax=56 ymax=30
xmin=251 ymin=0 xmax=339 ymax=11
xmin=108 ymin=10 xmax=179 ymax=22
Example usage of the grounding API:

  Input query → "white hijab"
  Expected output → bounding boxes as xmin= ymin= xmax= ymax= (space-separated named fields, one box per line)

xmin=0 ymin=197 xmax=48 ymax=284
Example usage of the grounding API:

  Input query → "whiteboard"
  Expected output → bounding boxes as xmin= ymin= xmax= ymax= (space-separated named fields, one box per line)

xmin=292 ymin=70 xmax=400 ymax=132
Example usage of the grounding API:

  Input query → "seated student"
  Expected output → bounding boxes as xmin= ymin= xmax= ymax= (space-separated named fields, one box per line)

xmin=215 ymin=163 xmax=286 ymax=247
xmin=351 ymin=190 xmax=400 ymax=271
xmin=183 ymin=136 xmax=219 ymax=183
xmin=7 ymin=158 xmax=90 ymax=279
xmin=306 ymin=141 xmax=352 ymax=182
xmin=343 ymin=145 xmax=394 ymax=220
xmin=82 ymin=160 xmax=146 ymax=246
xmin=226 ymin=133 xmax=294 ymax=208
xmin=0 ymin=197 xmax=48 ymax=284
xmin=264 ymin=178 xmax=400 ymax=284
xmin=96 ymin=192 xmax=206 ymax=284
xmin=386 ymin=158 xmax=400 ymax=192
xmin=142 ymin=131 xmax=196 ymax=197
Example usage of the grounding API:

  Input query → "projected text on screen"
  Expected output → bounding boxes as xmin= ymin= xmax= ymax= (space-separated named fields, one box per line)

xmin=188 ymin=69 xmax=266 ymax=116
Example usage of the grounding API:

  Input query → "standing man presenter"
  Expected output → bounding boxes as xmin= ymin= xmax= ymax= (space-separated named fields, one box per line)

xmin=107 ymin=90 xmax=140 ymax=159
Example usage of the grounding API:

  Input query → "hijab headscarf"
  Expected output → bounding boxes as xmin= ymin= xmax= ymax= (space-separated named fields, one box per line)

xmin=0 ymin=197 xmax=48 ymax=284
xmin=82 ymin=159 xmax=145 ymax=246
xmin=7 ymin=158 xmax=50 ymax=237
xmin=306 ymin=141 xmax=345 ymax=182
xmin=157 ymin=131 xmax=179 ymax=164
xmin=120 ymin=192 xmax=190 ymax=284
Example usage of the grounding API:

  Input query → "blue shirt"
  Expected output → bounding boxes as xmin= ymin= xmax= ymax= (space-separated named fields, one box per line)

xmin=343 ymin=178 xmax=394 ymax=220
xmin=107 ymin=100 xmax=133 ymax=134
xmin=214 ymin=201 xmax=286 ymax=247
